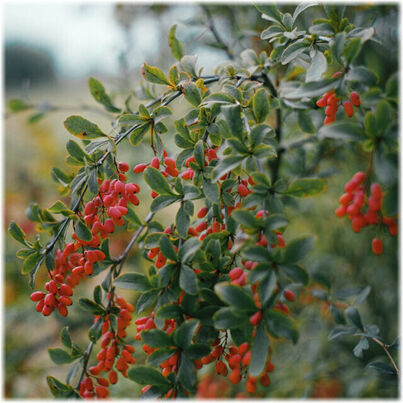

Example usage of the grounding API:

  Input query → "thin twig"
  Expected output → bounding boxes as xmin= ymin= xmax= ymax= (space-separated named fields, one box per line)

xmin=201 ymin=5 xmax=234 ymax=60
xmin=372 ymin=337 xmax=400 ymax=376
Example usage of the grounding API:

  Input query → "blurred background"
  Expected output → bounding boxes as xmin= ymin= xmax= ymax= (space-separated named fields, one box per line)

xmin=4 ymin=3 xmax=398 ymax=398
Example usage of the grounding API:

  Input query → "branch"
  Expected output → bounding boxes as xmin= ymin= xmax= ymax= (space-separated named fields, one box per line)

xmin=201 ymin=5 xmax=234 ymax=60
xmin=372 ymin=337 xmax=400 ymax=377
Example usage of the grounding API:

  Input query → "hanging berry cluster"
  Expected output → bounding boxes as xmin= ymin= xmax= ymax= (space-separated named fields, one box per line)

xmin=317 ymin=90 xmax=361 ymax=125
xmin=335 ymin=171 xmax=397 ymax=254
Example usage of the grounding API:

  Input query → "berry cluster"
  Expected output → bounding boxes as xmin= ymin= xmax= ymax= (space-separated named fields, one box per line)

xmin=316 ymin=90 xmax=361 ymax=125
xmin=87 ymin=295 xmax=135 ymax=396
xmin=335 ymin=171 xmax=397 ymax=254
xmin=30 ymin=277 xmax=73 ymax=317
xmin=29 ymin=165 xmax=141 ymax=317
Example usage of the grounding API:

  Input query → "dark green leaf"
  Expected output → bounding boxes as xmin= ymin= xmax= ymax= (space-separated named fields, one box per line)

xmin=8 ymin=221 xmax=27 ymax=245
xmin=286 ymin=178 xmax=327 ymax=197
xmin=78 ymin=298 xmax=105 ymax=315
xmin=344 ymin=37 xmax=362 ymax=64
xmin=178 ymin=237 xmax=201 ymax=263
xmin=75 ymin=220 xmax=92 ymax=242
xmin=159 ymin=235 xmax=177 ymax=262
xmin=328 ymin=326 xmax=357 ymax=341
xmin=114 ymin=273 xmax=151 ymax=291
xmin=212 ymin=155 xmax=244 ymax=182
xmin=183 ymin=82 xmax=201 ymax=107
xmin=345 ymin=306 xmax=363 ymax=330
xmin=128 ymin=366 xmax=171 ymax=386
xmin=367 ymin=361 xmax=397 ymax=375
xmin=174 ymin=319 xmax=199 ymax=349
xmin=264 ymin=310 xmax=299 ymax=343
xmin=144 ymin=167 xmax=175 ymax=196
xmin=136 ymin=289 xmax=159 ymax=313
xmin=215 ymin=283 xmax=256 ymax=312
xmin=48 ymin=348 xmax=74 ymax=365
xmin=221 ymin=104 xmax=243 ymax=139
xmin=64 ymin=115 xmax=107 ymax=139
xmin=179 ymin=266 xmax=198 ymax=295
xmin=88 ymin=77 xmax=120 ymax=112
xmin=61 ymin=327 xmax=72 ymax=349
xmin=249 ymin=322 xmax=269 ymax=376
xmin=142 ymin=329 xmax=173 ymax=348
xmin=278 ymin=264 xmax=309 ymax=286
xmin=252 ymin=88 xmax=269 ymax=123
xmin=213 ymin=307 xmax=248 ymax=329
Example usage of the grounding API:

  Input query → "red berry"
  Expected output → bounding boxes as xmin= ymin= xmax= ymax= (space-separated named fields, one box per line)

xmin=343 ymin=101 xmax=354 ymax=117
xmin=30 ymin=291 xmax=45 ymax=301
xmin=118 ymin=161 xmax=129 ymax=172
xmin=133 ymin=163 xmax=148 ymax=173
xmin=350 ymin=91 xmax=361 ymax=107
xmin=372 ymin=238 xmax=383 ymax=255
xmin=283 ymin=289 xmax=295 ymax=302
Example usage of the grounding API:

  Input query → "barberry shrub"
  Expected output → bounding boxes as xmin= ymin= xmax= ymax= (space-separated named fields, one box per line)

xmin=8 ymin=3 xmax=398 ymax=399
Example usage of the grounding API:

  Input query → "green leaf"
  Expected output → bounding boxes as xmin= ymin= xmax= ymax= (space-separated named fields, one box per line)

xmin=242 ymin=246 xmax=272 ymax=263
xmin=61 ymin=327 xmax=72 ymax=349
xmin=258 ymin=271 xmax=277 ymax=307
xmin=174 ymin=319 xmax=199 ymax=349
xmin=367 ymin=361 xmax=397 ymax=375
xmin=8 ymin=221 xmax=27 ymax=245
xmin=128 ymin=366 xmax=171 ymax=387
xmin=114 ymin=273 xmax=151 ymax=291
xmin=318 ymin=121 xmax=365 ymax=141
xmin=66 ymin=140 xmax=87 ymax=162
xmin=151 ymin=195 xmax=180 ymax=212
xmin=129 ymin=122 xmax=151 ymax=146
xmin=212 ymin=155 xmax=244 ymax=182
xmin=159 ymin=235 xmax=177 ymax=261
xmin=22 ymin=252 xmax=42 ymax=274
xmin=75 ymin=220 xmax=92 ymax=242
xmin=375 ymin=100 xmax=392 ymax=134
xmin=328 ymin=326 xmax=357 ymax=341
xmin=283 ymin=236 xmax=314 ymax=264
xmin=353 ymin=337 xmax=369 ymax=358
xmin=309 ymin=22 xmax=334 ymax=36
xmin=144 ymin=167 xmax=175 ymax=196
xmin=221 ymin=104 xmax=243 ymax=139
xmin=203 ymin=179 xmax=220 ymax=204
xmin=64 ymin=116 xmax=107 ymax=139
xmin=47 ymin=376 xmax=75 ymax=398
xmin=281 ymin=40 xmax=307 ymax=65
xmin=306 ymin=50 xmax=327 ymax=82
xmin=178 ymin=353 xmax=196 ymax=390
xmin=147 ymin=349 xmax=176 ymax=367
xmin=186 ymin=344 xmax=211 ymax=360
xmin=277 ymin=264 xmax=309 ymax=286
xmin=48 ymin=200 xmax=74 ymax=217
xmin=214 ymin=283 xmax=256 ymax=312
xmin=252 ymin=88 xmax=269 ymax=123
xmin=346 ymin=66 xmax=378 ymax=86
xmin=213 ymin=307 xmax=248 ymax=329
xmin=183 ymin=82 xmax=201 ymax=107
xmin=249 ymin=322 xmax=269 ymax=376
xmin=264 ymin=310 xmax=299 ymax=344
xmin=142 ymin=329 xmax=173 ymax=348
xmin=156 ymin=304 xmax=183 ymax=320
xmin=142 ymin=63 xmax=170 ymax=85
xmin=293 ymin=3 xmax=318 ymax=21
xmin=297 ymin=111 xmax=315 ymax=133
xmin=255 ymin=4 xmax=283 ymax=24
xmin=345 ymin=306 xmax=363 ymax=330
xmin=202 ymin=92 xmax=235 ymax=106
xmin=286 ymin=78 xmax=337 ymax=99
xmin=178 ymin=238 xmax=201 ymax=263
xmin=179 ymin=266 xmax=198 ymax=295
xmin=231 ymin=209 xmax=260 ymax=229
xmin=344 ymin=37 xmax=362 ymax=64
xmin=88 ymin=77 xmax=120 ymax=112
xmin=168 ymin=24 xmax=184 ymax=61
xmin=329 ymin=305 xmax=346 ymax=325
xmin=176 ymin=205 xmax=190 ymax=239
xmin=136 ymin=289 xmax=159 ymax=313
xmin=286 ymin=178 xmax=327 ymax=197
xmin=48 ymin=348 xmax=74 ymax=365
xmin=78 ymin=298 xmax=105 ymax=315
xmin=8 ymin=98 xmax=29 ymax=112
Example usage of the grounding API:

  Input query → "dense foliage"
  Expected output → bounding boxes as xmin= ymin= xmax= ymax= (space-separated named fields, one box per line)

xmin=8 ymin=3 xmax=398 ymax=398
